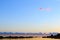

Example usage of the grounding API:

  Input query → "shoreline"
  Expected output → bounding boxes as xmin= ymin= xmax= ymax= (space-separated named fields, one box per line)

xmin=0 ymin=36 xmax=34 ymax=39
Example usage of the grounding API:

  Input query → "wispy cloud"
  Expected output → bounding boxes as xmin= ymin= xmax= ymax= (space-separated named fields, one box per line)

xmin=46 ymin=8 xmax=51 ymax=11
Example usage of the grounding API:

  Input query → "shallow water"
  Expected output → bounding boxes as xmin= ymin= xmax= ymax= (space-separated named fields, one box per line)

xmin=0 ymin=38 xmax=60 ymax=40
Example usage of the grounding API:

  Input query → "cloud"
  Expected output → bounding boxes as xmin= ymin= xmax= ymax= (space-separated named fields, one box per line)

xmin=46 ymin=8 xmax=51 ymax=11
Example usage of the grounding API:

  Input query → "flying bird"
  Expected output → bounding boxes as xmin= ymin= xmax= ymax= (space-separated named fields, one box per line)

xmin=40 ymin=8 xmax=43 ymax=10
xmin=39 ymin=7 xmax=51 ymax=11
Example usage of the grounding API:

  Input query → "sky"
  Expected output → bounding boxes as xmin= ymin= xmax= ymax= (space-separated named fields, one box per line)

xmin=0 ymin=0 xmax=60 ymax=32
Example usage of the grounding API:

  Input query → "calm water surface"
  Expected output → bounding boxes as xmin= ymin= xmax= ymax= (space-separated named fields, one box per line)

xmin=0 ymin=38 xmax=60 ymax=40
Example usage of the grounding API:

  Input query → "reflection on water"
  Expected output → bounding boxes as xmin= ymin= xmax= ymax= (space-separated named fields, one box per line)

xmin=0 ymin=38 xmax=60 ymax=40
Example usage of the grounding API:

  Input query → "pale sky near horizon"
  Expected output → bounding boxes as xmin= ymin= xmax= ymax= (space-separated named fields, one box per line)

xmin=0 ymin=0 xmax=60 ymax=32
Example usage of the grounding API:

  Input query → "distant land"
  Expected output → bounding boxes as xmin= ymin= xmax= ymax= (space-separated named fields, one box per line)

xmin=43 ymin=33 xmax=60 ymax=39
xmin=0 ymin=32 xmax=58 ymax=35
xmin=0 ymin=32 xmax=58 ymax=37
xmin=0 ymin=32 xmax=59 ymax=39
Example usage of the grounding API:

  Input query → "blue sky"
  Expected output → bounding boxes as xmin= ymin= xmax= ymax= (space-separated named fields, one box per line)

xmin=0 ymin=0 xmax=60 ymax=32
